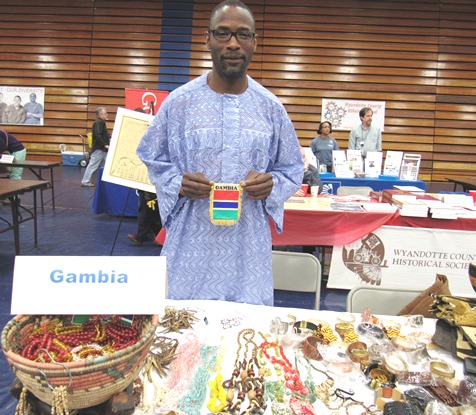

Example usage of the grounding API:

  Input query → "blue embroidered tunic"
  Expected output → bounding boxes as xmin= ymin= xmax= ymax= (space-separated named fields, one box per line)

xmin=137 ymin=74 xmax=303 ymax=305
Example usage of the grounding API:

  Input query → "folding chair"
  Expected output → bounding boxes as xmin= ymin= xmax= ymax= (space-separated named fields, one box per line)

xmin=272 ymin=251 xmax=321 ymax=310
xmin=346 ymin=285 xmax=422 ymax=315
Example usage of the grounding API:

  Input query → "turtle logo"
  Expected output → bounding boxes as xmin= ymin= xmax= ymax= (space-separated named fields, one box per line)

xmin=342 ymin=233 xmax=388 ymax=285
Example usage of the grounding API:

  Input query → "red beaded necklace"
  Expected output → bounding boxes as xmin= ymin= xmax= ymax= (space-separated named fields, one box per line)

xmin=21 ymin=316 xmax=139 ymax=363
xmin=259 ymin=340 xmax=316 ymax=415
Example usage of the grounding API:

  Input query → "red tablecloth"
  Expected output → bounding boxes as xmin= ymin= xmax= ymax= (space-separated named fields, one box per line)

xmin=271 ymin=209 xmax=476 ymax=247
xmin=270 ymin=209 xmax=399 ymax=246
xmin=386 ymin=214 xmax=476 ymax=232
xmin=156 ymin=206 xmax=476 ymax=247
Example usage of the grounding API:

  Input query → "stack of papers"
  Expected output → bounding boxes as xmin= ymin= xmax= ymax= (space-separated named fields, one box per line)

xmin=330 ymin=202 xmax=365 ymax=212
xmin=391 ymin=195 xmax=428 ymax=217
xmin=393 ymin=185 xmax=425 ymax=194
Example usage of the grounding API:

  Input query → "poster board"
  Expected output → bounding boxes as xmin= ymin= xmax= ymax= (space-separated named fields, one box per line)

xmin=0 ymin=86 xmax=45 ymax=125
xmin=321 ymin=99 xmax=385 ymax=131
xmin=365 ymin=152 xmax=383 ymax=178
xmin=303 ymin=147 xmax=317 ymax=168
xmin=332 ymin=150 xmax=353 ymax=178
xmin=102 ymin=107 xmax=155 ymax=193
xmin=399 ymin=153 xmax=421 ymax=181
xmin=347 ymin=149 xmax=363 ymax=173
xmin=383 ymin=151 xmax=404 ymax=176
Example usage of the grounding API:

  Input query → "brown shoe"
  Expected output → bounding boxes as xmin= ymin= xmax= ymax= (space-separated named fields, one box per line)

xmin=81 ymin=182 xmax=95 ymax=187
xmin=127 ymin=234 xmax=143 ymax=245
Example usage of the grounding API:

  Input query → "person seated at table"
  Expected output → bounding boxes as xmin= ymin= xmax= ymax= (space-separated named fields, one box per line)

xmin=294 ymin=147 xmax=322 ymax=196
xmin=0 ymin=130 xmax=27 ymax=179
xmin=310 ymin=121 xmax=339 ymax=172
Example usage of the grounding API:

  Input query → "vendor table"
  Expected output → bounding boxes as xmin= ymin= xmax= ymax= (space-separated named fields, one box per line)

xmin=93 ymin=171 xmax=426 ymax=217
xmin=0 ymin=179 xmax=49 ymax=254
xmin=271 ymin=198 xmax=476 ymax=247
xmin=0 ymin=159 xmax=60 ymax=210
xmin=92 ymin=167 xmax=139 ymax=216
xmin=446 ymin=177 xmax=476 ymax=192
xmin=132 ymin=299 xmax=465 ymax=415
xmin=320 ymin=174 xmax=426 ymax=194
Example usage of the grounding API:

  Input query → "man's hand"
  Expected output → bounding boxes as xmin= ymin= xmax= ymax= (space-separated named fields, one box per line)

xmin=240 ymin=171 xmax=273 ymax=200
xmin=179 ymin=172 xmax=213 ymax=199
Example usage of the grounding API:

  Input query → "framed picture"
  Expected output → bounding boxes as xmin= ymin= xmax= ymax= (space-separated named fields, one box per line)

xmin=102 ymin=107 xmax=155 ymax=193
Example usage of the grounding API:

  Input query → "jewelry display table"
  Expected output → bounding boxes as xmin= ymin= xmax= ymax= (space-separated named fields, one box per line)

xmin=130 ymin=299 xmax=467 ymax=415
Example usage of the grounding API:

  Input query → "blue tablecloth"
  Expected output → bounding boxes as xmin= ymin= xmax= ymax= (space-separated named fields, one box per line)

xmin=320 ymin=174 xmax=426 ymax=194
xmin=92 ymin=170 xmax=426 ymax=215
xmin=92 ymin=168 xmax=139 ymax=216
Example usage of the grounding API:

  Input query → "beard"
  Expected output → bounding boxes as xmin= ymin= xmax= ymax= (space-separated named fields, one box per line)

xmin=213 ymin=52 xmax=250 ymax=80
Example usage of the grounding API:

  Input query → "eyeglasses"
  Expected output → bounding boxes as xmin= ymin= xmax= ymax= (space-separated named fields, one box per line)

xmin=209 ymin=29 xmax=255 ymax=43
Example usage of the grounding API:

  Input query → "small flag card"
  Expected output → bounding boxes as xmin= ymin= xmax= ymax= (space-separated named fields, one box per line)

xmin=210 ymin=183 xmax=242 ymax=226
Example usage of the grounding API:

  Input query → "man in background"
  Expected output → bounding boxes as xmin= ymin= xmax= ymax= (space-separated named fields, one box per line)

xmin=24 ymin=93 xmax=44 ymax=125
xmin=81 ymin=107 xmax=110 ymax=187
xmin=137 ymin=0 xmax=303 ymax=306
xmin=348 ymin=107 xmax=382 ymax=157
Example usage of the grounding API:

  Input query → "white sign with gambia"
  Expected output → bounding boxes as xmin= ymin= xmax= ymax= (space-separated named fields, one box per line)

xmin=11 ymin=256 xmax=167 ymax=314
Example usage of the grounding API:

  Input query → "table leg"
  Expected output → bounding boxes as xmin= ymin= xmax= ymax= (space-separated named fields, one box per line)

xmin=38 ymin=169 xmax=44 ymax=212
xmin=49 ymin=167 xmax=55 ymax=209
xmin=9 ymin=196 xmax=20 ymax=255
xmin=33 ymin=190 xmax=38 ymax=246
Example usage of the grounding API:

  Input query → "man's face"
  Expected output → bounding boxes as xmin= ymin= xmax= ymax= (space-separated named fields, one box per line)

xmin=361 ymin=110 xmax=373 ymax=127
xmin=99 ymin=109 xmax=108 ymax=121
xmin=206 ymin=5 xmax=257 ymax=81
xmin=30 ymin=93 xmax=37 ymax=102
xmin=14 ymin=96 xmax=21 ymax=108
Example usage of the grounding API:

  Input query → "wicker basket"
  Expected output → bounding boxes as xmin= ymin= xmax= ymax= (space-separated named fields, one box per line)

xmin=1 ymin=314 xmax=158 ymax=409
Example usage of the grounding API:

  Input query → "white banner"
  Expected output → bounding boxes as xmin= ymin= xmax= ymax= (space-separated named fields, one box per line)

xmin=322 ymin=98 xmax=385 ymax=131
xmin=328 ymin=225 xmax=476 ymax=297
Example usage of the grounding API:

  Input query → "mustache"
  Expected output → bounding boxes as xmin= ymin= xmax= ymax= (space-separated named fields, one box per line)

xmin=222 ymin=54 xmax=245 ymax=60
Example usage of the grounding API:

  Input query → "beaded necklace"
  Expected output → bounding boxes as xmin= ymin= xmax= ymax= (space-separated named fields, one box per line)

xmin=222 ymin=328 xmax=267 ymax=415
xmin=137 ymin=333 xmax=202 ymax=414
xmin=207 ymin=345 xmax=227 ymax=413
xmin=21 ymin=316 xmax=139 ymax=363
xmin=259 ymin=339 xmax=315 ymax=415
xmin=178 ymin=344 xmax=218 ymax=415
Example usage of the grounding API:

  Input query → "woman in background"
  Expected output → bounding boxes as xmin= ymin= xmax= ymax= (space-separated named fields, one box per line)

xmin=310 ymin=121 xmax=339 ymax=172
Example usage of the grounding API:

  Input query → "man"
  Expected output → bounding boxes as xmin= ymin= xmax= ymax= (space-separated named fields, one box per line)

xmin=24 ymin=93 xmax=44 ymax=125
xmin=348 ymin=107 xmax=382 ymax=157
xmin=137 ymin=0 xmax=303 ymax=306
xmin=4 ymin=95 xmax=26 ymax=124
xmin=81 ymin=107 xmax=110 ymax=187
xmin=0 ymin=93 xmax=7 ymax=124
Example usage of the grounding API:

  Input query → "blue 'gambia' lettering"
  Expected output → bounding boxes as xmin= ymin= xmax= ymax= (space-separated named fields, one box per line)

xmin=50 ymin=270 xmax=128 ymax=283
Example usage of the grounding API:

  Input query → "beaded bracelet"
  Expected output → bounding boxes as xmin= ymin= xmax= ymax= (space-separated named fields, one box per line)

xmin=70 ymin=343 xmax=104 ymax=361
